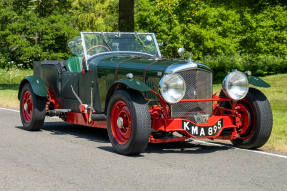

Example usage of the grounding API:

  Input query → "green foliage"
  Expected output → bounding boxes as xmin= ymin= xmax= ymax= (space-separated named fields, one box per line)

xmin=201 ymin=54 xmax=287 ymax=82
xmin=0 ymin=0 xmax=77 ymax=68
xmin=0 ymin=0 xmax=119 ymax=68
xmin=71 ymin=0 xmax=118 ymax=32
xmin=135 ymin=0 xmax=287 ymax=80
xmin=136 ymin=0 xmax=287 ymax=58
xmin=0 ymin=68 xmax=32 ymax=84
xmin=0 ymin=0 xmax=286 ymax=80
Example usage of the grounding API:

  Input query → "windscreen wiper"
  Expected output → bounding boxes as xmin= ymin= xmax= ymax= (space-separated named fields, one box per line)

xmin=134 ymin=32 xmax=147 ymax=49
xmin=101 ymin=32 xmax=112 ymax=51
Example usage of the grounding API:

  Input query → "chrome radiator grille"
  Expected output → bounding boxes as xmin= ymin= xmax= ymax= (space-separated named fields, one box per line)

xmin=171 ymin=69 xmax=212 ymax=120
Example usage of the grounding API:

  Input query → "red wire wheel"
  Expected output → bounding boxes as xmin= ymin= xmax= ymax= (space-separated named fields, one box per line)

xmin=107 ymin=90 xmax=151 ymax=155
xmin=236 ymin=100 xmax=255 ymax=140
xmin=231 ymin=88 xmax=273 ymax=149
xmin=110 ymin=100 xmax=132 ymax=145
xmin=21 ymin=91 xmax=33 ymax=123
xmin=19 ymin=83 xmax=46 ymax=131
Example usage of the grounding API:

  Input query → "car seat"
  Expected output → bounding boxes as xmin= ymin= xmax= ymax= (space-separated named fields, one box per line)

xmin=65 ymin=56 xmax=82 ymax=72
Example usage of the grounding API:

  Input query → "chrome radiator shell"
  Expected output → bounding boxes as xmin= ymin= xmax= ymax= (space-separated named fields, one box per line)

xmin=171 ymin=69 xmax=213 ymax=120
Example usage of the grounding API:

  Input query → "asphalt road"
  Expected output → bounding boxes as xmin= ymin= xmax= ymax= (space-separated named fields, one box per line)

xmin=0 ymin=108 xmax=287 ymax=191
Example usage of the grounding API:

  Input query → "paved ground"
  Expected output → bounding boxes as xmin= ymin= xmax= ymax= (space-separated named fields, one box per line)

xmin=0 ymin=108 xmax=287 ymax=191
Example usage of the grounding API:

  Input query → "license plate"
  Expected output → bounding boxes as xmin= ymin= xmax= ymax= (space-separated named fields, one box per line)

xmin=182 ymin=119 xmax=223 ymax=137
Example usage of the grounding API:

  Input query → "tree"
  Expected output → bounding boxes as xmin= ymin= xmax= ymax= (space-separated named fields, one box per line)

xmin=71 ymin=0 xmax=118 ymax=32
xmin=0 ymin=0 xmax=77 ymax=68
xmin=119 ymin=0 xmax=134 ymax=32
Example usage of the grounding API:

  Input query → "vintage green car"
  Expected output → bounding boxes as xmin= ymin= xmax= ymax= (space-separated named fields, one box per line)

xmin=18 ymin=32 xmax=273 ymax=155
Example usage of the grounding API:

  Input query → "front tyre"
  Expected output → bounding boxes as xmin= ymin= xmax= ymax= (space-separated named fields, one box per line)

xmin=232 ymin=88 xmax=273 ymax=149
xmin=20 ymin=83 xmax=46 ymax=131
xmin=107 ymin=90 xmax=151 ymax=155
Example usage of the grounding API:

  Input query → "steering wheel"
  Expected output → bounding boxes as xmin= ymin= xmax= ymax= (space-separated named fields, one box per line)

xmin=87 ymin=45 xmax=111 ymax=54
xmin=82 ymin=45 xmax=111 ymax=71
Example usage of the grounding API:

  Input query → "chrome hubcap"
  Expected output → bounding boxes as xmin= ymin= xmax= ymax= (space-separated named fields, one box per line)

xmin=117 ymin=117 xmax=124 ymax=128
xmin=24 ymin=103 xmax=28 ymax=111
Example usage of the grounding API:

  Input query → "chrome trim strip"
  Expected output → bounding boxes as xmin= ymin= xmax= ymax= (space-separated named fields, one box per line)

xmin=165 ymin=61 xmax=211 ymax=74
xmin=82 ymin=32 xmax=155 ymax=35
xmin=152 ymin=33 xmax=162 ymax=58
xmin=87 ymin=51 xmax=154 ymax=62
xmin=80 ymin=32 xmax=89 ymax=70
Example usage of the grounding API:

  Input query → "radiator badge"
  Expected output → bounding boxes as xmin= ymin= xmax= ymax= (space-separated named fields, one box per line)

xmin=194 ymin=114 xmax=210 ymax=124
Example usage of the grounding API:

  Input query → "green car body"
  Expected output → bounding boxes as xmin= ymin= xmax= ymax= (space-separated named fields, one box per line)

xmin=22 ymin=53 xmax=205 ymax=113
xmin=19 ymin=53 xmax=268 ymax=114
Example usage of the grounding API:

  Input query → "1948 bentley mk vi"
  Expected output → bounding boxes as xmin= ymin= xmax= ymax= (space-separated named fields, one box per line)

xmin=18 ymin=32 xmax=273 ymax=155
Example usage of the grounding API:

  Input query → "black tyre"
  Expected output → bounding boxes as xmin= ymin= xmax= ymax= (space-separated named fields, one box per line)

xmin=107 ymin=90 xmax=151 ymax=155
xmin=20 ymin=83 xmax=46 ymax=131
xmin=231 ymin=88 xmax=273 ymax=149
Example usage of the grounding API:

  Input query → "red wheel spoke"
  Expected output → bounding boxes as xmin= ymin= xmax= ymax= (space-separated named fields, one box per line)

xmin=237 ymin=100 xmax=255 ymax=139
xmin=21 ymin=91 xmax=33 ymax=123
xmin=110 ymin=100 xmax=132 ymax=145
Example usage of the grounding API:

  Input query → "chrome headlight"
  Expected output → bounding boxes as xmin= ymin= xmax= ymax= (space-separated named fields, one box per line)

xmin=222 ymin=71 xmax=249 ymax=101
xmin=159 ymin=74 xmax=186 ymax=104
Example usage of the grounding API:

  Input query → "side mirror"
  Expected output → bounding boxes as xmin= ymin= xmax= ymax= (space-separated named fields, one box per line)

xmin=178 ymin=48 xmax=185 ymax=58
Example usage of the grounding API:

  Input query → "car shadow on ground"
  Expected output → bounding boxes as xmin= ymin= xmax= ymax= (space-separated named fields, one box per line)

xmin=16 ymin=121 xmax=232 ymax=155
xmin=44 ymin=122 xmax=111 ymax=143
xmin=16 ymin=121 xmax=110 ymax=143
xmin=98 ymin=142 xmax=231 ymax=156
xmin=146 ymin=141 xmax=231 ymax=155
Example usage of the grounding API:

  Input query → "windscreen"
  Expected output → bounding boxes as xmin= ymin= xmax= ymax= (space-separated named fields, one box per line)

xmin=81 ymin=32 xmax=161 ymax=60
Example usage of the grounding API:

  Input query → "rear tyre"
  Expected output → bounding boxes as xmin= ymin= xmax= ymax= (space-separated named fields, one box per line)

xmin=231 ymin=88 xmax=273 ymax=149
xmin=20 ymin=83 xmax=46 ymax=131
xmin=107 ymin=90 xmax=151 ymax=155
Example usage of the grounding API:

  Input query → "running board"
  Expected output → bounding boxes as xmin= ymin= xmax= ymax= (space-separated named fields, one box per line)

xmin=54 ymin=109 xmax=72 ymax=112
xmin=46 ymin=109 xmax=72 ymax=117
xmin=91 ymin=114 xmax=106 ymax=121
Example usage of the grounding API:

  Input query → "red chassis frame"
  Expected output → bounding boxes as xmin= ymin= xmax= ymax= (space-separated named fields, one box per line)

xmin=48 ymin=89 xmax=243 ymax=144
xmin=148 ymin=94 xmax=242 ymax=143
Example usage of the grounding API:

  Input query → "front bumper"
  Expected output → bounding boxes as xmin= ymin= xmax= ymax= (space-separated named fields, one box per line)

xmin=150 ymin=115 xmax=238 ymax=143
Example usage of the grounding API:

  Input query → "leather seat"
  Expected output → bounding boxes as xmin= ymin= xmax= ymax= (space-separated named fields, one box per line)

xmin=65 ymin=56 xmax=82 ymax=72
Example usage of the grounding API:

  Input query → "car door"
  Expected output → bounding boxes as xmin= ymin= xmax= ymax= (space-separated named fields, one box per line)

xmin=60 ymin=72 xmax=80 ymax=99
xmin=59 ymin=71 xmax=81 ymax=112
xmin=79 ymin=69 xmax=102 ymax=113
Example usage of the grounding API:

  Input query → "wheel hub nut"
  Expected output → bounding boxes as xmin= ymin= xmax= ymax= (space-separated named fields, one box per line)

xmin=24 ymin=103 xmax=28 ymax=111
xmin=117 ymin=117 xmax=124 ymax=128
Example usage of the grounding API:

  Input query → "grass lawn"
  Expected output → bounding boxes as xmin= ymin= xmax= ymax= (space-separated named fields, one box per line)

xmin=254 ymin=74 xmax=287 ymax=152
xmin=0 ymin=69 xmax=32 ymax=108
xmin=0 ymin=69 xmax=286 ymax=153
